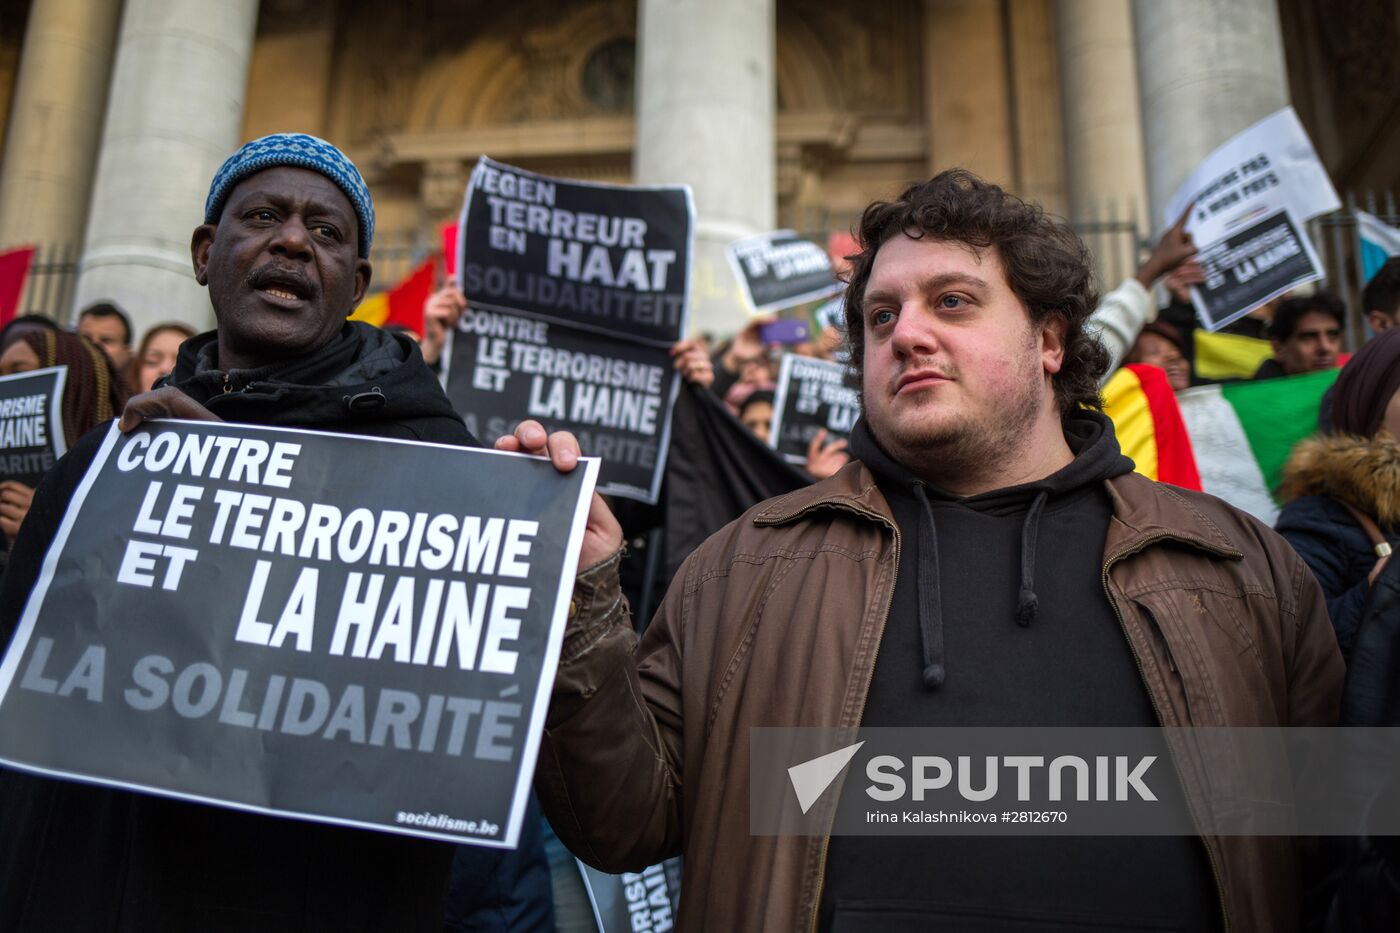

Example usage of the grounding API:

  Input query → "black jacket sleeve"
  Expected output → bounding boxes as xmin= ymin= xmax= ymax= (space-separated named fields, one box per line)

xmin=0 ymin=424 xmax=112 ymax=647
xmin=1316 ymin=556 xmax=1400 ymax=931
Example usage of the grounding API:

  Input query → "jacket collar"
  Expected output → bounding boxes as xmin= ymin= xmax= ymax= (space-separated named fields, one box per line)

xmin=754 ymin=460 xmax=1242 ymax=561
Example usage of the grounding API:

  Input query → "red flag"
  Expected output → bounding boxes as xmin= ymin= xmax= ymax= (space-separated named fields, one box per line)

xmin=0 ymin=245 xmax=37 ymax=328
xmin=384 ymin=258 xmax=437 ymax=336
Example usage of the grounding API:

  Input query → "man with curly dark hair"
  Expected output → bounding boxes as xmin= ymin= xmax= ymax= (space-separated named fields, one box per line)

xmin=522 ymin=170 xmax=1342 ymax=932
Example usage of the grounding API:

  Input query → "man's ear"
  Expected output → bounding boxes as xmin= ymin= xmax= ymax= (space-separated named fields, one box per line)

xmin=191 ymin=225 xmax=216 ymax=285
xmin=1041 ymin=314 xmax=1068 ymax=375
xmin=1368 ymin=309 xmax=1395 ymax=333
xmin=352 ymin=258 xmax=372 ymax=306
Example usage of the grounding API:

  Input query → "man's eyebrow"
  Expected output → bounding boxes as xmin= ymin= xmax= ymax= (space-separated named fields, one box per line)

xmin=234 ymin=187 xmax=352 ymax=222
xmin=863 ymin=272 xmax=990 ymax=309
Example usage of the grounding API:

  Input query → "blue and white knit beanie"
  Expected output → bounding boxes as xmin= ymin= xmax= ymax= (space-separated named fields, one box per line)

xmin=204 ymin=133 xmax=375 ymax=258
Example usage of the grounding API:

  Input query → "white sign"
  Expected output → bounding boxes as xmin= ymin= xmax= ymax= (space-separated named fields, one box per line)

xmin=1165 ymin=107 xmax=1339 ymax=246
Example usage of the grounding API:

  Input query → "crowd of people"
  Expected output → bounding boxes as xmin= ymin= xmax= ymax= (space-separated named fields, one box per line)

xmin=0 ymin=130 xmax=1396 ymax=933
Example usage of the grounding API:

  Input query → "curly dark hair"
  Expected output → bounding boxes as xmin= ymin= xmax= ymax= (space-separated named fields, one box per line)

xmin=1268 ymin=290 xmax=1345 ymax=342
xmin=842 ymin=170 xmax=1109 ymax=419
xmin=19 ymin=329 xmax=129 ymax=446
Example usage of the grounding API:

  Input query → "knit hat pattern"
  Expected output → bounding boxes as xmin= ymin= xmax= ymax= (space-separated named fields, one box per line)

xmin=204 ymin=133 xmax=375 ymax=257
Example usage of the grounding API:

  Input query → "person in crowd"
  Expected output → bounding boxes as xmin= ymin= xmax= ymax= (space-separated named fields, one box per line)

xmin=1306 ymin=330 xmax=1400 ymax=932
xmin=125 ymin=321 xmax=197 ymax=394
xmin=710 ymin=320 xmax=779 ymax=400
xmin=733 ymin=387 xmax=850 ymax=480
xmin=503 ymin=170 xmax=1342 ymax=931
xmin=1088 ymin=209 xmax=1198 ymax=375
xmin=1124 ymin=320 xmax=1193 ymax=391
xmin=0 ymin=328 xmax=127 ymax=544
xmin=1361 ymin=256 xmax=1400 ymax=336
xmin=0 ymin=132 xmax=559 ymax=932
xmin=1254 ymin=291 xmax=1345 ymax=379
xmin=1277 ymin=327 xmax=1400 ymax=660
xmin=0 ymin=313 xmax=59 ymax=351
xmin=76 ymin=300 xmax=135 ymax=373
xmin=737 ymin=388 xmax=774 ymax=443
xmin=1319 ymin=256 xmax=1400 ymax=430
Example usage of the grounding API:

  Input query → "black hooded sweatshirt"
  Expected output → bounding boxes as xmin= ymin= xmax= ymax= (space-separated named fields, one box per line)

xmin=818 ymin=411 xmax=1221 ymax=932
xmin=0 ymin=323 xmax=477 ymax=932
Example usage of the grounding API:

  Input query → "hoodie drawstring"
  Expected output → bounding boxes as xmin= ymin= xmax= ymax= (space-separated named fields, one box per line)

xmin=912 ymin=484 xmax=1048 ymax=690
xmin=911 ymin=482 xmax=946 ymax=689
xmin=1016 ymin=490 xmax=1048 ymax=627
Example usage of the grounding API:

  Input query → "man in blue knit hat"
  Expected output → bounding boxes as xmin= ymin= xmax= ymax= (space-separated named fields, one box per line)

xmin=0 ymin=134 xmax=558 ymax=931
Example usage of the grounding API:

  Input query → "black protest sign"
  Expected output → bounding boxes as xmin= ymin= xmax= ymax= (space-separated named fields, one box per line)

xmin=0 ymin=421 xmax=596 ymax=849
xmin=0 ymin=366 xmax=67 ymax=488
xmin=459 ymin=156 xmax=693 ymax=347
xmin=577 ymin=857 xmax=682 ymax=933
xmin=769 ymin=354 xmax=860 ymax=464
xmin=1192 ymin=208 xmax=1324 ymax=331
xmin=725 ymin=230 xmax=843 ymax=315
xmin=443 ymin=307 xmax=679 ymax=505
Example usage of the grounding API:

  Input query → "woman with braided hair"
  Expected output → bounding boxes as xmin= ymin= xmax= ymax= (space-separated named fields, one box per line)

xmin=0 ymin=328 xmax=128 ymax=543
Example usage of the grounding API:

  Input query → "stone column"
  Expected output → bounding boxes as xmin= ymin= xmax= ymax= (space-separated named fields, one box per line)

xmin=1056 ymin=0 xmax=1148 ymax=226
xmin=1133 ymin=0 xmax=1290 ymax=230
xmin=633 ymin=0 xmax=775 ymax=338
xmin=0 ymin=0 xmax=122 ymax=258
xmin=923 ymin=0 xmax=1015 ymax=186
xmin=73 ymin=0 xmax=259 ymax=336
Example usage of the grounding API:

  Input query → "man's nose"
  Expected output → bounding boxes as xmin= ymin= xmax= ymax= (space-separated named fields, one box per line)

xmin=890 ymin=303 xmax=939 ymax=356
xmin=269 ymin=215 xmax=313 ymax=261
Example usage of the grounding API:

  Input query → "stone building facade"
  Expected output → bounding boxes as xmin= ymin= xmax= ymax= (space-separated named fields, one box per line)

xmin=0 ymin=0 xmax=1395 ymax=337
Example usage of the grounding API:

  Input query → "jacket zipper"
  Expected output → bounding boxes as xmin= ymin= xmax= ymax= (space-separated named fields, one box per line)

xmin=760 ymin=500 xmax=900 ymax=933
xmin=1101 ymin=535 xmax=1230 ymax=933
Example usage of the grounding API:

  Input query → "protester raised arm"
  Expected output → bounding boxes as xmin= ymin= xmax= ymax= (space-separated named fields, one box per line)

xmin=670 ymin=337 xmax=714 ymax=389
xmin=1092 ymin=208 xmax=1197 ymax=377
xmin=421 ymin=285 xmax=466 ymax=368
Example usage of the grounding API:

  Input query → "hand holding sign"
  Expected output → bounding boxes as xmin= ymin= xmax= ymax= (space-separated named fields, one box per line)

xmin=804 ymin=429 xmax=850 ymax=481
xmin=1135 ymin=208 xmax=1197 ymax=291
xmin=495 ymin=419 xmax=623 ymax=574
xmin=118 ymin=386 xmax=223 ymax=433
xmin=671 ymin=338 xmax=714 ymax=389
xmin=422 ymin=286 xmax=467 ymax=367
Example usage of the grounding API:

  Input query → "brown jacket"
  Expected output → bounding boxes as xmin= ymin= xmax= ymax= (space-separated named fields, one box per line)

xmin=539 ymin=462 xmax=1343 ymax=932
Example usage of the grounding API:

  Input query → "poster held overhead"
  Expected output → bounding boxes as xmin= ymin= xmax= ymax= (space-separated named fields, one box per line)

xmin=1164 ymin=107 xmax=1340 ymax=331
xmin=0 ymin=420 xmax=597 ymax=850
xmin=1191 ymin=208 xmax=1324 ymax=332
xmin=726 ymin=230 xmax=843 ymax=316
xmin=0 ymin=366 xmax=67 ymax=488
xmin=451 ymin=157 xmax=694 ymax=504
xmin=458 ymin=156 xmax=693 ymax=347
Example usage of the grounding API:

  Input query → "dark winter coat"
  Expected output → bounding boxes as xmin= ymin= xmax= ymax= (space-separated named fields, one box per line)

xmin=1276 ymin=432 xmax=1400 ymax=660
xmin=0 ymin=323 xmax=482 ymax=932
